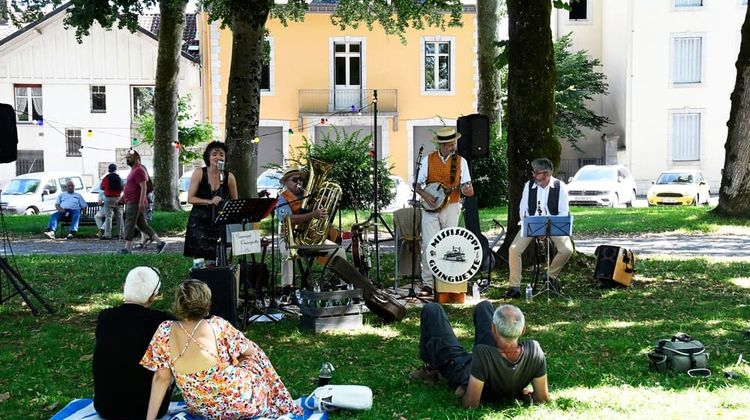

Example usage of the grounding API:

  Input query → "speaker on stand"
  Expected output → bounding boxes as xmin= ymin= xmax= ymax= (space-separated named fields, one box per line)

xmin=188 ymin=265 xmax=239 ymax=327
xmin=457 ymin=114 xmax=490 ymax=163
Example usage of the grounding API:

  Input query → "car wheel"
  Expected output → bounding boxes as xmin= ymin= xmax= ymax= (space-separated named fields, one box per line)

xmin=610 ymin=194 xmax=619 ymax=208
xmin=625 ymin=190 xmax=636 ymax=208
xmin=24 ymin=207 xmax=39 ymax=215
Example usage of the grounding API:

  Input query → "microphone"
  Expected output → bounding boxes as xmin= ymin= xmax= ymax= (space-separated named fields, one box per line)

xmin=417 ymin=144 xmax=424 ymax=160
xmin=217 ymin=160 xmax=225 ymax=183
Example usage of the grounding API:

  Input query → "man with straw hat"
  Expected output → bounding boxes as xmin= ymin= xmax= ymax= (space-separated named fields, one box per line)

xmin=415 ymin=127 xmax=474 ymax=296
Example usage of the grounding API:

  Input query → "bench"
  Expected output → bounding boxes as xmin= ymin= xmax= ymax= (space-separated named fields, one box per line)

xmin=60 ymin=202 xmax=102 ymax=227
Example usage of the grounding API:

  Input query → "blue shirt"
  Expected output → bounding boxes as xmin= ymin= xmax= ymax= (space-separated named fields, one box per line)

xmin=56 ymin=191 xmax=88 ymax=210
xmin=275 ymin=190 xmax=301 ymax=222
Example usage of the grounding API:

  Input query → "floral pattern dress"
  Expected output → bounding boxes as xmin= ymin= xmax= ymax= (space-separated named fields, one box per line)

xmin=140 ymin=316 xmax=301 ymax=419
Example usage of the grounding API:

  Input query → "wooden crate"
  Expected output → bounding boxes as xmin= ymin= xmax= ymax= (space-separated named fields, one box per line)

xmin=299 ymin=289 xmax=363 ymax=333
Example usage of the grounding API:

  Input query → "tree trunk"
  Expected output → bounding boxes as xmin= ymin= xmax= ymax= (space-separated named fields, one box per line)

xmin=224 ymin=4 xmax=269 ymax=199
xmin=501 ymin=0 xmax=558 ymax=252
xmin=153 ymin=0 xmax=188 ymax=211
xmin=477 ymin=0 xmax=501 ymax=125
xmin=713 ymin=4 xmax=750 ymax=217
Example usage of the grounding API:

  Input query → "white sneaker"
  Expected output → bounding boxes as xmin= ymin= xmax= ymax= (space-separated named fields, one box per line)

xmin=43 ymin=230 xmax=55 ymax=240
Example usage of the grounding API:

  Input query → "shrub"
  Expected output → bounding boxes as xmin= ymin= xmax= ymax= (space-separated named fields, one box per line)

xmin=292 ymin=128 xmax=395 ymax=210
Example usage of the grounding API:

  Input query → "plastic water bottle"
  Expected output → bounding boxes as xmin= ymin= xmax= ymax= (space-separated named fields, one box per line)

xmin=472 ymin=282 xmax=480 ymax=301
xmin=318 ymin=362 xmax=334 ymax=386
xmin=525 ymin=284 xmax=533 ymax=302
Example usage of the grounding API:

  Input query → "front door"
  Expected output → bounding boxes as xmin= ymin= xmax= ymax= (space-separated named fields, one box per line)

xmin=333 ymin=41 xmax=362 ymax=111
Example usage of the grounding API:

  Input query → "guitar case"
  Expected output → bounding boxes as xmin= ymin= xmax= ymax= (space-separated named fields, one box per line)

xmin=329 ymin=256 xmax=406 ymax=323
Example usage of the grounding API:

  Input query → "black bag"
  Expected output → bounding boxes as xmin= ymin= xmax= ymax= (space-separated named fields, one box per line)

xmin=648 ymin=333 xmax=710 ymax=376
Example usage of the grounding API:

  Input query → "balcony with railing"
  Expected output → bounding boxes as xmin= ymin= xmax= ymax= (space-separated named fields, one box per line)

xmin=298 ymin=89 xmax=397 ymax=116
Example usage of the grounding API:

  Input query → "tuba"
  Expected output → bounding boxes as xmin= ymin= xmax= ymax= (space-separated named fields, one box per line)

xmin=282 ymin=158 xmax=342 ymax=258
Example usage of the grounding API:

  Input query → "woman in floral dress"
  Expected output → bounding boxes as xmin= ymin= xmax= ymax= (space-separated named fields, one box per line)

xmin=141 ymin=280 xmax=301 ymax=419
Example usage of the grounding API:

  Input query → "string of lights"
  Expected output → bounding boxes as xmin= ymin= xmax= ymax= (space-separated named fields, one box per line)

xmin=8 ymin=100 xmax=376 ymax=153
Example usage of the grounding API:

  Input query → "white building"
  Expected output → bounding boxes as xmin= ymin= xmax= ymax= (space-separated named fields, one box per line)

xmin=0 ymin=3 xmax=202 ymax=185
xmin=552 ymin=0 xmax=746 ymax=192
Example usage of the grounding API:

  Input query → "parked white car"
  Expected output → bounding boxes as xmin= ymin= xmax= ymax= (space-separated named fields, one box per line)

xmin=257 ymin=168 xmax=283 ymax=198
xmin=647 ymin=170 xmax=710 ymax=206
xmin=567 ymin=165 xmax=638 ymax=207
xmin=0 ymin=171 xmax=87 ymax=215
xmin=384 ymin=175 xmax=413 ymax=212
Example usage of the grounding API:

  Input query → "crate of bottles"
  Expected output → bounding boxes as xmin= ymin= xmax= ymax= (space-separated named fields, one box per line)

xmin=299 ymin=288 xmax=363 ymax=333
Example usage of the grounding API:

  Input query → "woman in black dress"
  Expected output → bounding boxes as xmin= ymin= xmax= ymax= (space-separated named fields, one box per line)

xmin=183 ymin=141 xmax=238 ymax=261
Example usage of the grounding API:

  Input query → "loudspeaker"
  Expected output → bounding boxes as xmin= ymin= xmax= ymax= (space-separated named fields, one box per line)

xmin=189 ymin=265 xmax=239 ymax=327
xmin=0 ymin=103 xmax=19 ymax=163
xmin=593 ymin=245 xmax=635 ymax=287
xmin=457 ymin=114 xmax=490 ymax=159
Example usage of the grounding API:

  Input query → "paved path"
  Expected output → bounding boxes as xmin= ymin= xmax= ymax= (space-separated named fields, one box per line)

xmin=5 ymin=232 xmax=750 ymax=261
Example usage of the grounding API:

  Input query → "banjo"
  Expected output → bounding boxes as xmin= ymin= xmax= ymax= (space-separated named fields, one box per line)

xmin=420 ymin=176 xmax=485 ymax=213
xmin=421 ymin=182 xmax=472 ymax=212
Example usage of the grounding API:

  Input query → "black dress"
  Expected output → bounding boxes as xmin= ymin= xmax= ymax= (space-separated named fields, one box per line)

xmin=183 ymin=167 xmax=229 ymax=259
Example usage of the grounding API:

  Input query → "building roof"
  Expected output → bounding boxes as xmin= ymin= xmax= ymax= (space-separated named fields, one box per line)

xmin=137 ymin=13 xmax=200 ymax=60
xmin=0 ymin=2 xmax=200 ymax=63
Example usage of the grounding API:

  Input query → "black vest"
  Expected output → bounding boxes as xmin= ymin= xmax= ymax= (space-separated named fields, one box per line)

xmin=527 ymin=179 xmax=561 ymax=215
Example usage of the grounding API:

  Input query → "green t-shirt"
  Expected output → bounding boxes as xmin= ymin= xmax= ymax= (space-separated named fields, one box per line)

xmin=470 ymin=339 xmax=547 ymax=402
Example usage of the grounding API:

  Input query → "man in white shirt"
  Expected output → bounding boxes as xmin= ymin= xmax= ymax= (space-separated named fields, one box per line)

xmin=504 ymin=158 xmax=573 ymax=298
xmin=415 ymin=127 xmax=474 ymax=295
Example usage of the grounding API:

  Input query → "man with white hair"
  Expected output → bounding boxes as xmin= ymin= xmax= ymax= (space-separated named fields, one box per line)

xmin=93 ymin=266 xmax=175 ymax=419
xmin=411 ymin=302 xmax=548 ymax=407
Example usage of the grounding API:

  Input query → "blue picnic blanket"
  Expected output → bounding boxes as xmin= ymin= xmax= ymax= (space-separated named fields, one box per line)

xmin=50 ymin=398 xmax=328 ymax=420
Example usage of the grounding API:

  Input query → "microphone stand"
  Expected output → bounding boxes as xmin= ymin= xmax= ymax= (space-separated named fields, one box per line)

xmin=403 ymin=145 xmax=429 ymax=302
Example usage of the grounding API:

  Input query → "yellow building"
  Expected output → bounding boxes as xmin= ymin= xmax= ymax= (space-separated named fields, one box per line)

xmin=199 ymin=3 xmax=478 ymax=182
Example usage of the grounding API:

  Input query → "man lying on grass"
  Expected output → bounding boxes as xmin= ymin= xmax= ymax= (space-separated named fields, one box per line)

xmin=411 ymin=302 xmax=548 ymax=407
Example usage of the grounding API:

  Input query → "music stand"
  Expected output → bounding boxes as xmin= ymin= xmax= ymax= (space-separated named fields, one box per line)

xmin=214 ymin=198 xmax=276 ymax=327
xmin=523 ymin=215 xmax=573 ymax=299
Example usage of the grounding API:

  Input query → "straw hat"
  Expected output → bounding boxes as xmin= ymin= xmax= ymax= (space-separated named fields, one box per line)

xmin=281 ymin=166 xmax=303 ymax=182
xmin=434 ymin=127 xmax=461 ymax=143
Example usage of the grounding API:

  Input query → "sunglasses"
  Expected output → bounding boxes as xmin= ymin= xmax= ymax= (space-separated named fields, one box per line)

xmin=147 ymin=266 xmax=161 ymax=297
xmin=288 ymin=177 xmax=302 ymax=183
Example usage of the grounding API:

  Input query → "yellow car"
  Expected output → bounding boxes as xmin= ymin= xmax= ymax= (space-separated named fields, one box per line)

xmin=647 ymin=170 xmax=710 ymax=206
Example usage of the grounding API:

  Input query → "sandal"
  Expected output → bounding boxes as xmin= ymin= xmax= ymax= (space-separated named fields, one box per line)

xmin=135 ymin=239 xmax=153 ymax=249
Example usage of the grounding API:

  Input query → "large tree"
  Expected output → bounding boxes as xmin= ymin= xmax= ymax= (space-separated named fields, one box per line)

xmin=714 ymin=3 xmax=750 ymax=217
xmin=501 ymin=0 xmax=557 ymax=251
xmin=203 ymin=0 xmax=464 ymax=198
xmin=9 ymin=0 xmax=188 ymax=211
xmin=477 ymin=0 xmax=501 ymax=125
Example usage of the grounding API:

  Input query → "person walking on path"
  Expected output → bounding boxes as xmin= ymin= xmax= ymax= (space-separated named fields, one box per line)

xmin=119 ymin=150 xmax=166 ymax=255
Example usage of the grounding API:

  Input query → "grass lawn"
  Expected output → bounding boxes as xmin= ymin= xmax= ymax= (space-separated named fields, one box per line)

xmin=3 ymin=204 xmax=750 ymax=239
xmin=0 ymin=250 xmax=749 ymax=418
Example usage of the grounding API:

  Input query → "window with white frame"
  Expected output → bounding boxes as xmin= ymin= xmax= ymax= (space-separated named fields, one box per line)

xmin=422 ymin=37 xmax=454 ymax=93
xmin=672 ymin=112 xmax=701 ymax=161
xmin=672 ymin=36 xmax=703 ymax=84
xmin=260 ymin=37 xmax=274 ymax=93
xmin=674 ymin=0 xmax=702 ymax=7
xmin=131 ymin=86 xmax=155 ymax=119
xmin=14 ymin=84 xmax=43 ymax=123
xmin=569 ymin=0 xmax=588 ymax=20
xmin=66 ymin=129 xmax=82 ymax=157
xmin=91 ymin=85 xmax=106 ymax=113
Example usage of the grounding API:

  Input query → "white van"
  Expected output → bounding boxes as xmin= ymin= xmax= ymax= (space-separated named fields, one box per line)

xmin=0 ymin=171 xmax=87 ymax=215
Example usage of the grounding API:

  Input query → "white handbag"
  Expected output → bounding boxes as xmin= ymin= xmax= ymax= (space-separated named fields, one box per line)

xmin=303 ymin=385 xmax=373 ymax=412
